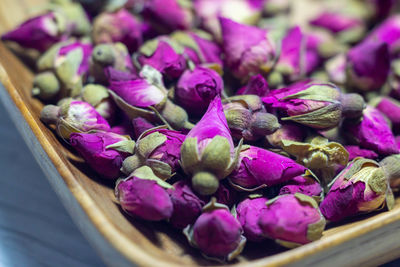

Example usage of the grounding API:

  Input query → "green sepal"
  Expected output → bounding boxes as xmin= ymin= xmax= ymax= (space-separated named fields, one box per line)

xmin=130 ymin=166 xmax=173 ymax=189
xmin=137 ymin=132 xmax=167 ymax=159
xmin=106 ymin=140 xmax=136 ymax=154
xmin=55 ymin=47 xmax=83 ymax=84
xmin=283 ymin=83 xmax=341 ymax=103
xmin=180 ymin=137 xmax=200 ymax=174
xmin=146 ymin=159 xmax=173 ymax=180
xmin=200 ymin=136 xmax=232 ymax=178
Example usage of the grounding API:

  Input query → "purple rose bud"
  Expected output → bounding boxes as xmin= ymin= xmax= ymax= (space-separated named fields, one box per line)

xmin=236 ymin=196 xmax=268 ymax=241
xmin=229 ymin=146 xmax=307 ymax=191
xmin=344 ymin=106 xmax=399 ymax=156
xmin=310 ymin=12 xmax=363 ymax=34
xmin=304 ymin=33 xmax=323 ymax=75
xmin=1 ymin=12 xmax=70 ymax=52
xmin=223 ymin=95 xmax=280 ymax=141
xmin=70 ymin=131 xmax=133 ymax=179
xmin=57 ymin=41 xmax=93 ymax=77
xmin=258 ymin=193 xmax=326 ymax=247
xmin=266 ymin=122 xmax=306 ymax=147
xmin=122 ymin=128 xmax=185 ymax=179
xmin=92 ymin=9 xmax=143 ymax=53
xmin=370 ymin=96 xmax=400 ymax=134
xmin=40 ymin=101 xmax=110 ymax=139
xmin=184 ymin=198 xmax=246 ymax=261
xmin=220 ymin=17 xmax=276 ymax=81
xmin=181 ymin=97 xmax=240 ymax=195
xmin=167 ymin=180 xmax=205 ymax=229
xmin=367 ymin=15 xmax=400 ymax=56
xmin=347 ymin=40 xmax=390 ymax=92
xmin=279 ymin=173 xmax=323 ymax=201
xmin=236 ymin=74 xmax=270 ymax=96
xmin=115 ymin=166 xmax=174 ymax=221
xmin=137 ymin=39 xmax=187 ymax=79
xmin=176 ymin=66 xmax=223 ymax=117
xmin=345 ymin=145 xmax=379 ymax=161
xmin=105 ymin=67 xmax=138 ymax=83
xmin=132 ymin=117 xmax=155 ymax=139
xmin=143 ymin=0 xmax=194 ymax=33
xmin=320 ymin=158 xmax=393 ymax=221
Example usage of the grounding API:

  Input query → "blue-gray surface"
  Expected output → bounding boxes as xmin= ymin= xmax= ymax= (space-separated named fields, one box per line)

xmin=0 ymin=101 xmax=105 ymax=267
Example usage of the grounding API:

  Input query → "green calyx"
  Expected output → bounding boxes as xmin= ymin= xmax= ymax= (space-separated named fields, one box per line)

xmin=32 ymin=72 xmax=60 ymax=100
xmin=106 ymin=140 xmax=136 ymax=154
xmin=192 ymin=172 xmax=219 ymax=195
xmin=129 ymin=166 xmax=173 ymax=189
xmin=40 ymin=104 xmax=61 ymax=125
xmin=250 ymin=112 xmax=281 ymax=136
xmin=82 ymin=84 xmax=109 ymax=107
xmin=92 ymin=44 xmax=116 ymax=66
xmin=341 ymin=93 xmax=366 ymax=119
xmin=159 ymin=99 xmax=194 ymax=130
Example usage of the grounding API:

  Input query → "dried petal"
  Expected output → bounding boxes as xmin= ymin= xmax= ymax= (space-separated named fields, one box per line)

xmin=236 ymin=196 xmax=268 ymax=241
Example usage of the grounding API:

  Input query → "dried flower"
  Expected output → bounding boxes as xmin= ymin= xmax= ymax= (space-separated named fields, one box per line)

xmin=229 ymin=145 xmax=307 ymax=191
xmin=32 ymin=71 xmax=61 ymax=101
xmin=366 ymin=15 xmax=400 ymax=57
xmin=81 ymin=84 xmax=116 ymax=122
xmin=345 ymin=145 xmax=378 ymax=161
xmin=236 ymin=74 xmax=269 ymax=97
xmin=370 ymin=96 xmax=400 ymax=134
xmin=132 ymin=117 xmax=155 ymax=139
xmin=258 ymin=193 xmax=326 ymax=248
xmin=115 ymin=166 xmax=174 ymax=221
xmin=266 ymin=122 xmax=306 ymax=148
xmin=279 ymin=172 xmax=323 ymax=201
xmin=236 ymin=196 xmax=268 ymax=241
xmin=175 ymin=66 xmax=223 ymax=117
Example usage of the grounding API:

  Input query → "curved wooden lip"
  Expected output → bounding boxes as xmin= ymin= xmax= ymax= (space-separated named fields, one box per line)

xmin=1 ymin=50 xmax=400 ymax=267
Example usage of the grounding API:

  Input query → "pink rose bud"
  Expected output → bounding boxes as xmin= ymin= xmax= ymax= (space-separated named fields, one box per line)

xmin=92 ymin=9 xmax=143 ymax=53
xmin=122 ymin=127 xmax=185 ymax=179
xmin=137 ymin=38 xmax=187 ymax=79
xmin=279 ymin=172 xmax=323 ymax=201
xmin=236 ymin=196 xmax=268 ymax=241
xmin=1 ymin=12 xmax=70 ymax=52
xmin=176 ymin=66 xmax=223 ymax=117
xmin=344 ymin=106 xmax=399 ymax=156
xmin=229 ymin=146 xmax=307 ymax=191
xmin=181 ymin=97 xmax=241 ymax=195
xmin=40 ymin=100 xmax=110 ymax=139
xmin=223 ymin=95 xmax=280 ymax=141
xmin=184 ymin=198 xmax=246 ymax=261
xmin=132 ymin=117 xmax=155 ymax=139
xmin=70 ymin=131 xmax=134 ymax=179
xmin=115 ymin=166 xmax=174 ymax=221
xmin=220 ymin=17 xmax=276 ymax=81
xmin=346 ymin=40 xmax=390 ymax=92
xmin=320 ymin=158 xmax=394 ymax=221
xmin=236 ymin=74 xmax=270 ymax=97
xmin=258 ymin=193 xmax=326 ymax=248
xmin=366 ymin=15 xmax=400 ymax=56
xmin=266 ymin=122 xmax=306 ymax=147
xmin=345 ymin=145 xmax=379 ymax=161
xmin=370 ymin=96 xmax=400 ymax=134
xmin=167 ymin=180 xmax=205 ymax=229
xmin=142 ymin=0 xmax=194 ymax=33
xmin=81 ymin=84 xmax=116 ymax=123
xmin=194 ymin=0 xmax=263 ymax=40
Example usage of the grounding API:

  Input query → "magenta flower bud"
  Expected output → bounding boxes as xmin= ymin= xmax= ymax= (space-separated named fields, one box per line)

xmin=92 ymin=9 xmax=143 ymax=53
xmin=371 ymin=96 xmax=400 ymax=133
xmin=325 ymin=53 xmax=347 ymax=85
xmin=236 ymin=74 xmax=269 ymax=96
xmin=115 ymin=166 xmax=173 ymax=221
xmin=40 ymin=101 xmax=110 ymax=139
xmin=236 ymin=196 xmax=268 ymax=241
xmin=57 ymin=42 xmax=93 ymax=77
xmin=279 ymin=173 xmax=323 ymax=201
xmin=132 ymin=117 xmax=155 ymax=139
xmin=176 ymin=66 xmax=223 ymax=116
xmin=345 ymin=145 xmax=379 ymax=161
xmin=167 ymin=180 xmax=205 ymax=229
xmin=220 ymin=17 xmax=276 ymax=81
xmin=184 ymin=198 xmax=246 ymax=261
xmin=70 ymin=131 xmax=133 ymax=179
xmin=137 ymin=39 xmax=187 ymax=79
xmin=367 ymin=15 xmax=400 ymax=56
xmin=346 ymin=40 xmax=390 ymax=92
xmin=258 ymin=194 xmax=326 ymax=247
xmin=105 ymin=67 xmax=138 ymax=83
xmin=266 ymin=122 xmax=306 ymax=147
xmin=344 ymin=106 xmax=399 ymax=156
xmin=1 ymin=12 xmax=70 ymax=52
xmin=143 ymin=0 xmax=194 ymax=33
xmin=229 ymin=146 xmax=307 ymax=191
xmin=320 ymin=158 xmax=394 ymax=221
xmin=304 ymin=33 xmax=323 ymax=75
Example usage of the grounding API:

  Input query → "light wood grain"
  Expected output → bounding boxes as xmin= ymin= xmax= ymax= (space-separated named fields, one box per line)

xmin=1 ymin=1 xmax=400 ymax=267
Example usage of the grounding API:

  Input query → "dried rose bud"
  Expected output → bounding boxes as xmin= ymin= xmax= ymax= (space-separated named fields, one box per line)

xmin=115 ymin=166 xmax=173 ymax=221
xmin=170 ymin=31 xmax=223 ymax=69
xmin=344 ymin=106 xmax=399 ymax=156
xmin=220 ymin=17 xmax=277 ymax=81
xmin=181 ymin=97 xmax=241 ymax=195
xmin=304 ymin=33 xmax=324 ymax=74
xmin=70 ymin=131 xmax=134 ymax=179
xmin=194 ymin=0 xmax=263 ymax=40
xmin=137 ymin=38 xmax=187 ymax=79
xmin=380 ymin=154 xmax=400 ymax=190
xmin=258 ymin=193 xmax=326 ymax=248
xmin=81 ymin=84 xmax=116 ymax=123
xmin=184 ymin=198 xmax=246 ymax=261
xmin=40 ymin=100 xmax=110 ymax=139
xmin=236 ymin=196 xmax=268 ymax=241
xmin=132 ymin=117 xmax=155 ymax=139
xmin=223 ymin=95 xmax=280 ymax=141
xmin=366 ymin=15 xmax=400 ymax=56
xmin=370 ymin=96 xmax=400 ymax=133
xmin=122 ymin=127 xmax=185 ymax=179
xmin=279 ymin=172 xmax=323 ymax=201
xmin=142 ymin=0 xmax=194 ymax=33
xmin=175 ymin=66 xmax=223 ymax=117
xmin=229 ymin=145 xmax=307 ymax=191
xmin=320 ymin=158 xmax=394 ymax=221
xmin=266 ymin=122 xmax=306 ymax=148
xmin=346 ymin=40 xmax=390 ymax=92
xmin=236 ymin=74 xmax=269 ymax=97
xmin=90 ymin=43 xmax=135 ymax=83
xmin=1 ymin=12 xmax=70 ymax=52
xmin=325 ymin=53 xmax=346 ymax=85
xmin=167 ymin=180 xmax=205 ymax=229
xmin=92 ymin=9 xmax=143 ymax=53
xmin=345 ymin=145 xmax=379 ymax=161
xmin=32 ymin=71 xmax=60 ymax=101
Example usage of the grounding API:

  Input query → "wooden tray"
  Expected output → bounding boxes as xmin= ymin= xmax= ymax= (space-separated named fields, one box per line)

xmin=1 ymin=1 xmax=400 ymax=266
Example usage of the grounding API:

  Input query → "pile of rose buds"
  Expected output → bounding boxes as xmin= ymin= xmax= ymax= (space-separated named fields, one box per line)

xmin=4 ymin=0 xmax=400 ymax=262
